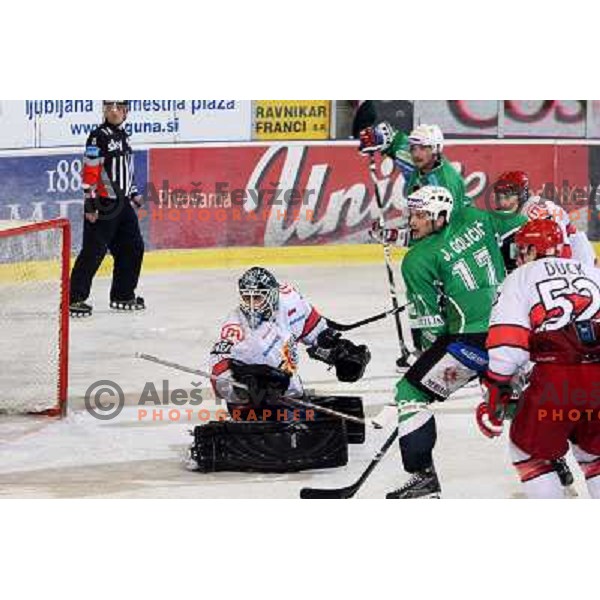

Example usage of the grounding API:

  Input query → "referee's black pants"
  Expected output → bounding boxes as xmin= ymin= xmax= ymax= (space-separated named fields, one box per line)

xmin=70 ymin=197 xmax=144 ymax=304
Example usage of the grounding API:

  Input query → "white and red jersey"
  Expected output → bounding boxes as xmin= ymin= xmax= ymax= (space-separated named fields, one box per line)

xmin=209 ymin=282 xmax=327 ymax=401
xmin=487 ymin=257 xmax=600 ymax=380
xmin=520 ymin=196 xmax=596 ymax=266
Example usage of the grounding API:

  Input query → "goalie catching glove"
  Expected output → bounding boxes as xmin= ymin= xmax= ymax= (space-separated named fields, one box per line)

xmin=307 ymin=329 xmax=371 ymax=382
xmin=476 ymin=372 xmax=516 ymax=439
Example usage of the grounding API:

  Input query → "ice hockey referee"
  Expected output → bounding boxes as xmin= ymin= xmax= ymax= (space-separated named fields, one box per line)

xmin=70 ymin=100 xmax=145 ymax=317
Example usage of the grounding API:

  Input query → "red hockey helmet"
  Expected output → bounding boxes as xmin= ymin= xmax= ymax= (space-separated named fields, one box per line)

xmin=514 ymin=219 xmax=564 ymax=259
xmin=493 ymin=171 xmax=529 ymax=205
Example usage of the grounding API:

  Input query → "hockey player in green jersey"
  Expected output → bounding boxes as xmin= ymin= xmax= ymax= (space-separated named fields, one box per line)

xmin=359 ymin=122 xmax=470 ymax=215
xmin=362 ymin=121 xmax=470 ymax=370
xmin=386 ymin=185 xmax=526 ymax=499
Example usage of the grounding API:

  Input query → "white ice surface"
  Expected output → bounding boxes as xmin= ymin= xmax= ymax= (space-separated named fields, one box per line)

xmin=0 ymin=264 xmax=589 ymax=498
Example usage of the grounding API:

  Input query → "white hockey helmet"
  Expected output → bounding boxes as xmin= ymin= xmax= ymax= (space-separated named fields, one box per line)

xmin=408 ymin=124 xmax=444 ymax=153
xmin=407 ymin=185 xmax=454 ymax=222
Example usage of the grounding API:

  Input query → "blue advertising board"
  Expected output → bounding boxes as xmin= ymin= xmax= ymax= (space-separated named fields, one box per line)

xmin=0 ymin=151 xmax=148 ymax=252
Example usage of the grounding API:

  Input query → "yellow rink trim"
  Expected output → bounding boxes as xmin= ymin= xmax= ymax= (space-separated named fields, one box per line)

xmin=0 ymin=260 xmax=63 ymax=283
xmin=138 ymin=244 xmax=408 ymax=272
xmin=0 ymin=245 xmax=407 ymax=283
xmin=2 ymin=242 xmax=599 ymax=283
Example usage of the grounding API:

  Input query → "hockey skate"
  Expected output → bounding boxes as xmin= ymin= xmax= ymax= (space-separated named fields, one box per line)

xmin=396 ymin=355 xmax=411 ymax=371
xmin=553 ymin=457 xmax=574 ymax=487
xmin=110 ymin=296 xmax=146 ymax=311
xmin=386 ymin=467 xmax=441 ymax=499
xmin=396 ymin=350 xmax=420 ymax=372
xmin=70 ymin=301 xmax=93 ymax=318
xmin=552 ymin=457 xmax=578 ymax=497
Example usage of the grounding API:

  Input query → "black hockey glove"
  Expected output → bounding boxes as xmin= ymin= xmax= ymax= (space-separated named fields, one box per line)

xmin=307 ymin=329 xmax=371 ymax=383
xmin=229 ymin=360 xmax=291 ymax=408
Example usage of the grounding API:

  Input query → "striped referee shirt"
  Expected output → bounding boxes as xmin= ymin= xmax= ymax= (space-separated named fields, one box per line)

xmin=82 ymin=122 xmax=139 ymax=201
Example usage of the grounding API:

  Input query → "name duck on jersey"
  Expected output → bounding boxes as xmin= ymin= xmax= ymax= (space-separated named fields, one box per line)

xmin=529 ymin=263 xmax=600 ymax=332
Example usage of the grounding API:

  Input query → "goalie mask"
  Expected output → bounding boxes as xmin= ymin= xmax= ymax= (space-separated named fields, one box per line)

xmin=238 ymin=267 xmax=280 ymax=329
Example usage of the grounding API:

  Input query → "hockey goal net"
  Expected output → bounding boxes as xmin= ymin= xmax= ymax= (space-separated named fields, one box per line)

xmin=0 ymin=219 xmax=70 ymax=417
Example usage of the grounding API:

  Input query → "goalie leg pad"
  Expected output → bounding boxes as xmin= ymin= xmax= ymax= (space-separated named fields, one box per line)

xmin=309 ymin=395 xmax=365 ymax=444
xmin=190 ymin=419 xmax=348 ymax=473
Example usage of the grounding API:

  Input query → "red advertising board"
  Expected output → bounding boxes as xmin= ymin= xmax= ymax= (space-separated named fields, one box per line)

xmin=147 ymin=143 xmax=590 ymax=249
xmin=147 ymin=144 xmax=405 ymax=249
xmin=446 ymin=144 xmax=590 ymax=213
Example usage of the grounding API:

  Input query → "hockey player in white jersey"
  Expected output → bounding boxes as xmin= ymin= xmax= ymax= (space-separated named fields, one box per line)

xmin=209 ymin=266 xmax=371 ymax=419
xmin=493 ymin=170 xmax=597 ymax=268
xmin=492 ymin=170 xmax=596 ymax=486
xmin=477 ymin=219 xmax=600 ymax=499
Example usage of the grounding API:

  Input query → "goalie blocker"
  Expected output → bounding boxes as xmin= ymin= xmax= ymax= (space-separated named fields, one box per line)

xmin=187 ymin=395 xmax=366 ymax=473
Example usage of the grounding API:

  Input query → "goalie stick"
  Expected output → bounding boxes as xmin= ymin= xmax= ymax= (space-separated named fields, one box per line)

xmin=368 ymin=156 xmax=417 ymax=361
xmin=300 ymin=426 xmax=398 ymax=499
xmin=325 ymin=304 xmax=407 ymax=332
xmin=135 ymin=353 xmax=382 ymax=429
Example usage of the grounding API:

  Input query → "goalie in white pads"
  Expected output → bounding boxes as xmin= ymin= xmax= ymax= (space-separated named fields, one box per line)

xmin=478 ymin=219 xmax=600 ymax=499
xmin=187 ymin=266 xmax=371 ymax=473
xmin=209 ymin=266 xmax=370 ymax=415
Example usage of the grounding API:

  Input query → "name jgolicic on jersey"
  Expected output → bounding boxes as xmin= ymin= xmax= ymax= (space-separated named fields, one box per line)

xmin=442 ymin=221 xmax=486 ymax=261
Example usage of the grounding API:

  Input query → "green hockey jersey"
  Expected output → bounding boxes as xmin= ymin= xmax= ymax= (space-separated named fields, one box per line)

xmin=401 ymin=207 xmax=527 ymax=349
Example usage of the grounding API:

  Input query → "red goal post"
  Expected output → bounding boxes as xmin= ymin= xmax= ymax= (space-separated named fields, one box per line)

xmin=0 ymin=218 xmax=71 ymax=417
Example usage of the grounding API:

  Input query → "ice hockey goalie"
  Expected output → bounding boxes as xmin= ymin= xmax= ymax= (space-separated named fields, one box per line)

xmin=187 ymin=266 xmax=371 ymax=473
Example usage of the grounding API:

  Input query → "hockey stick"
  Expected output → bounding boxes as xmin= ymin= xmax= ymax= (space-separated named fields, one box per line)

xmin=300 ymin=426 xmax=398 ymax=499
xmin=283 ymin=395 xmax=381 ymax=430
xmin=325 ymin=304 xmax=407 ymax=332
xmin=135 ymin=353 xmax=382 ymax=429
xmin=367 ymin=156 xmax=416 ymax=359
xmin=136 ymin=352 xmax=248 ymax=390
